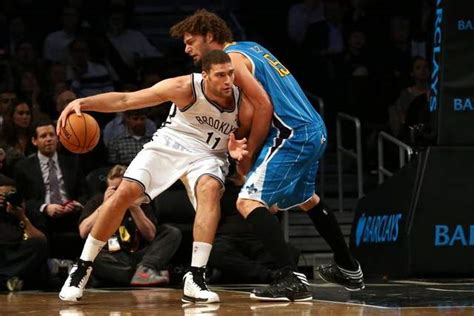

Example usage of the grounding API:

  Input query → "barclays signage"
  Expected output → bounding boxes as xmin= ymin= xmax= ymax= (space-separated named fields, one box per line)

xmin=430 ymin=0 xmax=443 ymax=112
xmin=434 ymin=225 xmax=474 ymax=246
xmin=355 ymin=213 xmax=403 ymax=247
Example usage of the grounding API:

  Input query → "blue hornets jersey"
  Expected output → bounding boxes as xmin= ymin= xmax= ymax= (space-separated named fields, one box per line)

xmin=224 ymin=41 xmax=323 ymax=129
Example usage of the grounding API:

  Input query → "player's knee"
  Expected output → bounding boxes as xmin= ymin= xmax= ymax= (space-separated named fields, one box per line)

xmin=196 ymin=176 xmax=223 ymax=197
xmin=114 ymin=180 xmax=143 ymax=205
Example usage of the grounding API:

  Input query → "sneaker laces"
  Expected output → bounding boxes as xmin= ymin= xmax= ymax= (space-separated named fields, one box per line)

xmin=188 ymin=267 xmax=209 ymax=291
xmin=321 ymin=263 xmax=363 ymax=281
xmin=69 ymin=261 xmax=91 ymax=288
xmin=270 ymin=269 xmax=309 ymax=289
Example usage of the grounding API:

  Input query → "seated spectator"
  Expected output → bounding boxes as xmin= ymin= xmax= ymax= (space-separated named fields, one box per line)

xmin=0 ymin=99 xmax=35 ymax=173
xmin=287 ymin=0 xmax=325 ymax=46
xmin=0 ymin=174 xmax=49 ymax=291
xmin=41 ymin=62 xmax=69 ymax=119
xmin=4 ymin=16 xmax=28 ymax=57
xmin=102 ymin=82 xmax=157 ymax=147
xmin=43 ymin=7 xmax=82 ymax=63
xmin=0 ymin=148 xmax=6 ymax=175
xmin=14 ymin=119 xmax=86 ymax=258
xmin=107 ymin=108 xmax=153 ymax=165
xmin=388 ymin=56 xmax=429 ymax=138
xmin=65 ymin=38 xmax=115 ymax=98
xmin=104 ymin=6 xmax=163 ymax=82
xmin=208 ymin=178 xmax=300 ymax=284
xmin=9 ymin=40 xmax=45 ymax=79
xmin=55 ymin=89 xmax=77 ymax=121
xmin=0 ymin=90 xmax=17 ymax=129
xmin=15 ymin=70 xmax=48 ymax=119
xmin=79 ymin=165 xmax=181 ymax=287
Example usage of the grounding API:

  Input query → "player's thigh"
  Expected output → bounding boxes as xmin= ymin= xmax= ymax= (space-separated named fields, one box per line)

xmin=124 ymin=144 xmax=191 ymax=202
xmin=182 ymin=156 xmax=228 ymax=209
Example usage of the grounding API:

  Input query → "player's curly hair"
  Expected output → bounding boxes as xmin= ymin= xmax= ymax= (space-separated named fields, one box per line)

xmin=170 ymin=9 xmax=233 ymax=44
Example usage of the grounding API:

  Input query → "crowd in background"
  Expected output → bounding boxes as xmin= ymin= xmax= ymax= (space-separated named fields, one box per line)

xmin=0 ymin=0 xmax=435 ymax=291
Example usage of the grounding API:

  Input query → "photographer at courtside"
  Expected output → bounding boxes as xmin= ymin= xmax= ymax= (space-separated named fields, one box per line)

xmin=0 ymin=174 xmax=49 ymax=291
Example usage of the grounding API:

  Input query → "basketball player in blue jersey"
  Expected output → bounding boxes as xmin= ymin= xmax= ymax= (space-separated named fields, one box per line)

xmin=171 ymin=9 xmax=365 ymax=301
xmin=57 ymin=50 xmax=250 ymax=304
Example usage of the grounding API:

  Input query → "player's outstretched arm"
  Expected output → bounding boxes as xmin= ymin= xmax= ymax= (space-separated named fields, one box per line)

xmin=57 ymin=75 xmax=194 ymax=133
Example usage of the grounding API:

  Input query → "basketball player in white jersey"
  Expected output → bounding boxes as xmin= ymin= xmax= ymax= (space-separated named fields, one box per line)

xmin=57 ymin=50 xmax=250 ymax=303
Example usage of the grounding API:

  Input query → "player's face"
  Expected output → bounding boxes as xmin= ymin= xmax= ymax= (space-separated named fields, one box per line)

xmin=33 ymin=125 xmax=58 ymax=156
xmin=204 ymin=62 xmax=235 ymax=98
xmin=183 ymin=33 xmax=212 ymax=65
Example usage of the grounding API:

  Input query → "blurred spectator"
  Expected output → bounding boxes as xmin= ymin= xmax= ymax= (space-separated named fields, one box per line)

xmin=102 ymin=84 xmax=157 ymax=147
xmin=0 ymin=174 xmax=49 ymax=291
xmin=0 ymin=148 xmax=6 ymax=175
xmin=305 ymin=0 xmax=345 ymax=59
xmin=55 ymin=89 xmax=77 ymax=121
xmin=104 ymin=7 xmax=162 ymax=82
xmin=287 ymin=0 xmax=325 ymax=45
xmin=107 ymin=108 xmax=153 ymax=165
xmin=344 ymin=0 xmax=370 ymax=31
xmin=340 ymin=28 xmax=373 ymax=118
xmin=14 ymin=119 xmax=86 ymax=258
xmin=5 ymin=17 xmax=28 ymax=56
xmin=303 ymin=0 xmax=346 ymax=106
xmin=103 ymin=112 xmax=157 ymax=148
xmin=16 ymin=70 xmax=47 ymax=118
xmin=388 ymin=56 xmax=429 ymax=138
xmin=138 ymin=71 xmax=170 ymax=126
xmin=46 ymin=62 xmax=68 ymax=91
xmin=9 ymin=39 xmax=44 ymax=77
xmin=65 ymin=38 xmax=115 ymax=98
xmin=342 ymin=29 xmax=369 ymax=78
xmin=0 ymin=89 xmax=17 ymax=129
xmin=37 ymin=63 xmax=69 ymax=119
xmin=0 ymin=51 xmax=14 ymax=91
xmin=80 ymin=165 xmax=181 ymax=287
xmin=43 ymin=7 xmax=82 ymax=63
xmin=0 ymin=99 xmax=35 ymax=172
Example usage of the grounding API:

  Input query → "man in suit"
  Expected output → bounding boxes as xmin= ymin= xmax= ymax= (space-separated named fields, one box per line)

xmin=14 ymin=119 xmax=86 ymax=258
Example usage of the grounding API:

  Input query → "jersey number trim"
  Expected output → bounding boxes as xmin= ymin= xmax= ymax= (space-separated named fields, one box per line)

xmin=263 ymin=53 xmax=290 ymax=77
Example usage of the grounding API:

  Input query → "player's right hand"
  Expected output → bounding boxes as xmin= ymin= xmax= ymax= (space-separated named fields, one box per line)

xmin=56 ymin=99 xmax=83 ymax=134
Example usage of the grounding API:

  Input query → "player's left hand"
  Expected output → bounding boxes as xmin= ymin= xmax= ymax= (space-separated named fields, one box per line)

xmin=228 ymin=133 xmax=248 ymax=161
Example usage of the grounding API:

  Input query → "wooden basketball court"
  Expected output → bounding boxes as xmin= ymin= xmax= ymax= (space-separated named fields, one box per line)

xmin=3 ymin=279 xmax=474 ymax=315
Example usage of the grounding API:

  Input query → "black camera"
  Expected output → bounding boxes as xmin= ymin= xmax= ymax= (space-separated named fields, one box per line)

xmin=0 ymin=191 xmax=23 ymax=212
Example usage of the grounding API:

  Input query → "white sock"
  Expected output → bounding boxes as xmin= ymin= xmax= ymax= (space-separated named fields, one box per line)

xmin=191 ymin=242 xmax=212 ymax=268
xmin=80 ymin=235 xmax=106 ymax=262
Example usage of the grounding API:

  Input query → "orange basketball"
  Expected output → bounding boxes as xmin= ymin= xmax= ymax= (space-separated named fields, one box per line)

xmin=59 ymin=112 xmax=100 ymax=154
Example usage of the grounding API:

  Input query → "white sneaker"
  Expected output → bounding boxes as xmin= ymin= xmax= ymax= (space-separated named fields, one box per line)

xmin=59 ymin=259 xmax=93 ymax=302
xmin=182 ymin=267 xmax=220 ymax=303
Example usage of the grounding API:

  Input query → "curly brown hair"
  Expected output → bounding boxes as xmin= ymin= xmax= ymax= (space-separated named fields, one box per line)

xmin=170 ymin=9 xmax=233 ymax=44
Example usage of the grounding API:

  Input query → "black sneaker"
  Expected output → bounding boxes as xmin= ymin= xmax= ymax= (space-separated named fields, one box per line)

xmin=250 ymin=268 xmax=312 ymax=302
xmin=182 ymin=267 xmax=220 ymax=303
xmin=317 ymin=261 xmax=365 ymax=291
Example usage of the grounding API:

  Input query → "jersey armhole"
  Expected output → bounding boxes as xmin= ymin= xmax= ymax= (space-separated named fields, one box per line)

xmin=180 ymin=73 xmax=197 ymax=112
xmin=227 ymin=50 xmax=255 ymax=76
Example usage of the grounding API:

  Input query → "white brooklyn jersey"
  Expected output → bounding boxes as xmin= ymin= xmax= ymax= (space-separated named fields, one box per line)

xmin=156 ymin=73 xmax=240 ymax=154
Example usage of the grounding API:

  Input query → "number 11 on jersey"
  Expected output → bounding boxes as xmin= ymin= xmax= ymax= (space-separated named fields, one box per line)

xmin=206 ymin=132 xmax=221 ymax=149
